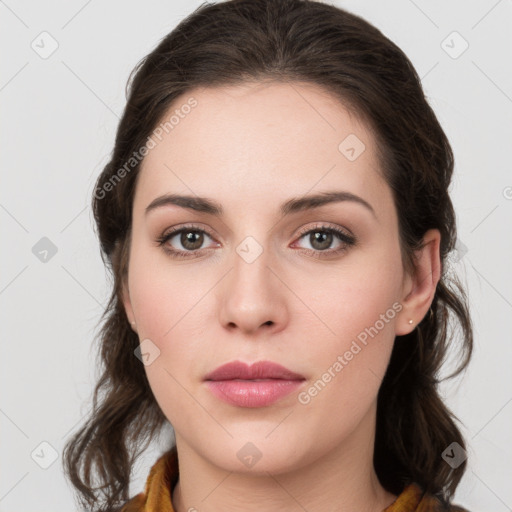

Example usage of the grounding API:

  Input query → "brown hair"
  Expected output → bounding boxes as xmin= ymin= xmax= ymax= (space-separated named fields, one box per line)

xmin=63 ymin=0 xmax=473 ymax=510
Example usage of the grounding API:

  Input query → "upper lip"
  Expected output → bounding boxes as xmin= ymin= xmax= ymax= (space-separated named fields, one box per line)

xmin=204 ymin=360 xmax=305 ymax=381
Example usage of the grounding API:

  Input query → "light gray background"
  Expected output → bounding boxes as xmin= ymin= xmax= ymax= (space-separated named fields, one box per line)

xmin=1 ymin=1 xmax=511 ymax=511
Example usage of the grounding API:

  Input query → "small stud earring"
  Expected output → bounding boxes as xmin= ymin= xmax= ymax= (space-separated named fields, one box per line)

xmin=408 ymin=319 xmax=413 ymax=325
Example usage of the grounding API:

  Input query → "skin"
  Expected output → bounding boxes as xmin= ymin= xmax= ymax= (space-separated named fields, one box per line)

xmin=122 ymin=81 xmax=441 ymax=512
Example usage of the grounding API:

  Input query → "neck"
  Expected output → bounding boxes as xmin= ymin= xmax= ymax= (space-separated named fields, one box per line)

xmin=170 ymin=405 xmax=397 ymax=512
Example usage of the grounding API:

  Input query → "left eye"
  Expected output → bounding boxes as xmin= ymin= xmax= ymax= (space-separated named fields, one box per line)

xmin=157 ymin=228 xmax=217 ymax=254
xmin=292 ymin=226 xmax=356 ymax=254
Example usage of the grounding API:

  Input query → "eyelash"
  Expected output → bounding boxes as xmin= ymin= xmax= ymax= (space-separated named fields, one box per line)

xmin=155 ymin=223 xmax=357 ymax=260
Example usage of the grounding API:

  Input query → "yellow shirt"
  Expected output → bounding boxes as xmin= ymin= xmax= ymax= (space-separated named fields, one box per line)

xmin=120 ymin=446 xmax=468 ymax=512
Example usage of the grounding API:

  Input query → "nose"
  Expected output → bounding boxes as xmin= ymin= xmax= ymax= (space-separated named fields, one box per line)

xmin=217 ymin=243 xmax=289 ymax=336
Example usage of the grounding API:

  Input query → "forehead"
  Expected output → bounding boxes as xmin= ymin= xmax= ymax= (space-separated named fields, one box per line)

xmin=134 ymin=81 xmax=390 ymax=219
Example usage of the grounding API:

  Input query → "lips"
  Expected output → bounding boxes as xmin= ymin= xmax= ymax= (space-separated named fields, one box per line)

xmin=204 ymin=360 xmax=305 ymax=381
xmin=204 ymin=361 xmax=306 ymax=408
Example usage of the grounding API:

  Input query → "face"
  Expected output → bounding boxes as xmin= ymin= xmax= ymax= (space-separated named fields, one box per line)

xmin=122 ymin=81 xmax=412 ymax=474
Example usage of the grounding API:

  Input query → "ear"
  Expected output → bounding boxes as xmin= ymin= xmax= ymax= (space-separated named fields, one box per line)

xmin=121 ymin=278 xmax=138 ymax=334
xmin=395 ymin=229 xmax=441 ymax=336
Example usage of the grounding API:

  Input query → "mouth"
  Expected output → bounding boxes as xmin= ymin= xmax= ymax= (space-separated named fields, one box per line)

xmin=204 ymin=360 xmax=305 ymax=381
xmin=204 ymin=360 xmax=306 ymax=408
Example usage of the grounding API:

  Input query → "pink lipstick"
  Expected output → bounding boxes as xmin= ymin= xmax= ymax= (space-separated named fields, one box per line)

xmin=204 ymin=360 xmax=305 ymax=408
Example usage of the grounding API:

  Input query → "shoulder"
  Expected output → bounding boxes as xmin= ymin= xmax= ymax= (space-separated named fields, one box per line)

xmin=118 ymin=492 xmax=145 ymax=512
xmin=417 ymin=488 xmax=470 ymax=512
xmin=117 ymin=447 xmax=179 ymax=512
xmin=385 ymin=483 xmax=471 ymax=512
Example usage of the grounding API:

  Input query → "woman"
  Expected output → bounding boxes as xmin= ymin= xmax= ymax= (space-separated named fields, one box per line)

xmin=63 ymin=0 xmax=473 ymax=510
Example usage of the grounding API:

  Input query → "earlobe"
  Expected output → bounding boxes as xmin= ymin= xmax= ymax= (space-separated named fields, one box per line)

xmin=395 ymin=229 xmax=441 ymax=336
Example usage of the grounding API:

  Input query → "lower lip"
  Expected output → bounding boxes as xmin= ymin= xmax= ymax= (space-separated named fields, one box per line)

xmin=205 ymin=379 xmax=304 ymax=408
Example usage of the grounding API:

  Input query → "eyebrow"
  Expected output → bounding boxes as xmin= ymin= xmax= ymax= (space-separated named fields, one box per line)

xmin=145 ymin=191 xmax=376 ymax=219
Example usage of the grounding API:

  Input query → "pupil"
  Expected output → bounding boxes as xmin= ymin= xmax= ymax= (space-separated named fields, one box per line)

xmin=312 ymin=231 xmax=332 ymax=250
xmin=182 ymin=231 xmax=203 ymax=250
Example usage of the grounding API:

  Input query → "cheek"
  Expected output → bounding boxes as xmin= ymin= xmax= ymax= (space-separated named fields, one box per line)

xmin=294 ymin=304 xmax=397 ymax=438
xmin=304 ymin=250 xmax=402 ymax=345
xmin=297 ymin=252 xmax=402 ymax=401
xmin=128 ymin=246 xmax=210 ymax=343
xmin=127 ymin=247 xmax=217 ymax=403
xmin=127 ymin=249 xmax=211 ymax=425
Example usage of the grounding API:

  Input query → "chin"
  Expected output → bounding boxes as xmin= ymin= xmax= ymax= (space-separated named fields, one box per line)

xmin=197 ymin=436 xmax=313 ymax=476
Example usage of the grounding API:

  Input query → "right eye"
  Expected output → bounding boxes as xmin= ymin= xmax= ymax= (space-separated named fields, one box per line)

xmin=156 ymin=224 xmax=219 ymax=259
